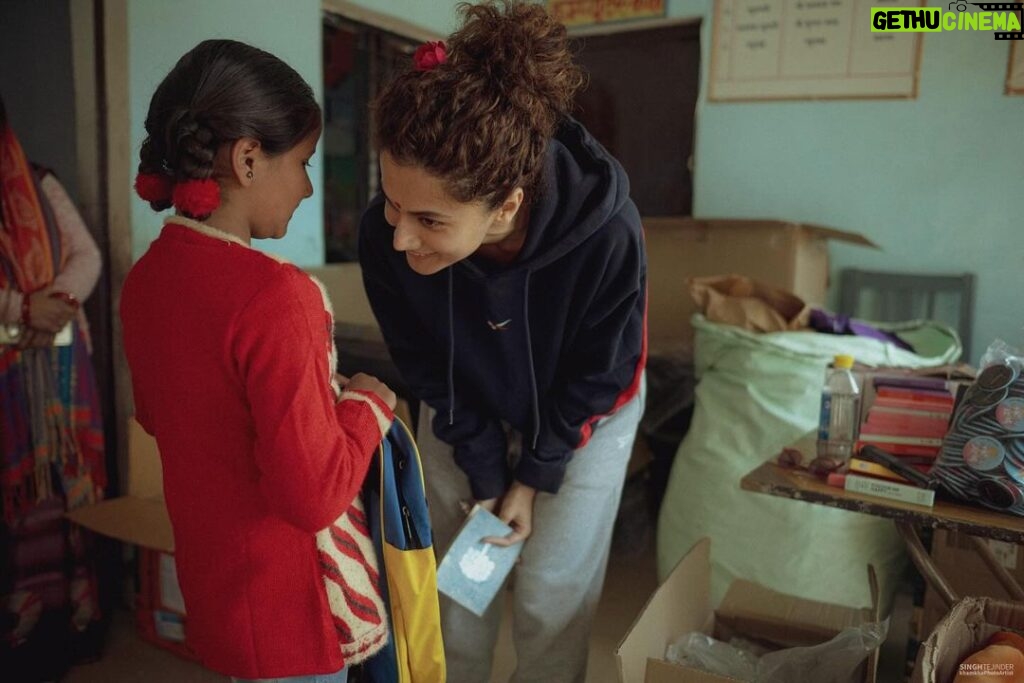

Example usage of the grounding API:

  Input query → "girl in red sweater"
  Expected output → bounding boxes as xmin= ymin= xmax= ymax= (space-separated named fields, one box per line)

xmin=120 ymin=40 xmax=396 ymax=682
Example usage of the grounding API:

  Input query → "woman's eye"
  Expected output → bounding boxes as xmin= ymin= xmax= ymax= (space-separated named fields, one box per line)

xmin=303 ymin=160 xmax=313 ymax=168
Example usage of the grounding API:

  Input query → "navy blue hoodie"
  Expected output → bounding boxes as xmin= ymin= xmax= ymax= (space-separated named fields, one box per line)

xmin=359 ymin=118 xmax=647 ymax=498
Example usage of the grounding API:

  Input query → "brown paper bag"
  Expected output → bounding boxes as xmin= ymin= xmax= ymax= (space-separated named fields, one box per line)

xmin=688 ymin=274 xmax=811 ymax=334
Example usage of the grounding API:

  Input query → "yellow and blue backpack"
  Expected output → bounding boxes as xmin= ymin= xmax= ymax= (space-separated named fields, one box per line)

xmin=361 ymin=417 xmax=445 ymax=682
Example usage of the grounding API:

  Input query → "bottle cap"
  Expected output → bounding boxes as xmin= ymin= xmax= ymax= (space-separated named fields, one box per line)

xmin=834 ymin=354 xmax=855 ymax=369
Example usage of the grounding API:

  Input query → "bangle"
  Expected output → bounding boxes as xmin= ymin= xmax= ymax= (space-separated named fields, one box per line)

xmin=20 ymin=294 xmax=31 ymax=326
xmin=50 ymin=291 xmax=80 ymax=309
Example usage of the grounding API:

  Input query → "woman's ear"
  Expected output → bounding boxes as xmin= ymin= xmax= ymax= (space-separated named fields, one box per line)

xmin=228 ymin=137 xmax=262 ymax=186
xmin=497 ymin=187 xmax=525 ymax=224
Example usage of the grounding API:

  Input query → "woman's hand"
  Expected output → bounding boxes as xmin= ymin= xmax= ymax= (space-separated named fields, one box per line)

xmin=18 ymin=328 xmax=56 ymax=349
xmin=483 ymin=482 xmax=536 ymax=547
xmin=28 ymin=288 xmax=77 ymax=334
xmin=345 ymin=372 xmax=398 ymax=411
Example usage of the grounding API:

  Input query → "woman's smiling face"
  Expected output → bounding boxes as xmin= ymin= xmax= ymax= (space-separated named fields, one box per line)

xmin=379 ymin=151 xmax=517 ymax=275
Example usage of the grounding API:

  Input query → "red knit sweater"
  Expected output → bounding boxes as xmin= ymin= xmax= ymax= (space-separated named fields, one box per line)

xmin=120 ymin=221 xmax=392 ymax=678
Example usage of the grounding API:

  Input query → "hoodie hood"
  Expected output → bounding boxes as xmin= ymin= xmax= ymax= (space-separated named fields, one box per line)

xmin=459 ymin=117 xmax=632 ymax=278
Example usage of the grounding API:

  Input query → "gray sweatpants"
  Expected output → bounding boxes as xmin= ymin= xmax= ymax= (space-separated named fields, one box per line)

xmin=418 ymin=381 xmax=644 ymax=683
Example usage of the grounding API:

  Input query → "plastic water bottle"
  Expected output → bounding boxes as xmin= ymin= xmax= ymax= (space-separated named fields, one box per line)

xmin=817 ymin=354 xmax=861 ymax=461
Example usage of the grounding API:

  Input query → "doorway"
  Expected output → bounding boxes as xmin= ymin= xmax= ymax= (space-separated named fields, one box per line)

xmin=572 ymin=20 xmax=701 ymax=216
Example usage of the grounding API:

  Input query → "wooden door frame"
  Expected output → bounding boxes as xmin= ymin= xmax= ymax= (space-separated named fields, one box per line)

xmin=70 ymin=0 xmax=133 ymax=493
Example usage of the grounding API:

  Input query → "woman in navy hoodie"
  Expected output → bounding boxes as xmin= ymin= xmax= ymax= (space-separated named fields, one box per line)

xmin=359 ymin=2 xmax=646 ymax=680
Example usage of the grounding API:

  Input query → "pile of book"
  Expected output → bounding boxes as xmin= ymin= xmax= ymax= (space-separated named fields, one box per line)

xmin=851 ymin=376 xmax=955 ymax=480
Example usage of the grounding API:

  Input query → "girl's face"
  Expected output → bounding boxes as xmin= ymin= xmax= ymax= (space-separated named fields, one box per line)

xmin=379 ymin=151 xmax=520 ymax=276
xmin=248 ymin=130 xmax=319 ymax=239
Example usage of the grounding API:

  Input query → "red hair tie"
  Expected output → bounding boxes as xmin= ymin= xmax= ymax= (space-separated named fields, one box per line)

xmin=172 ymin=179 xmax=221 ymax=217
xmin=413 ymin=41 xmax=447 ymax=71
xmin=134 ymin=172 xmax=173 ymax=203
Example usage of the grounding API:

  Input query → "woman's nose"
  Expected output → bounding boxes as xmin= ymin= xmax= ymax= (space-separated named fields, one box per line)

xmin=392 ymin=219 xmax=419 ymax=252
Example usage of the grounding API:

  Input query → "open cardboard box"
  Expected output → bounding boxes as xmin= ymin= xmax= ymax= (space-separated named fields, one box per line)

xmin=919 ymin=530 xmax=1024 ymax=647
xmin=68 ymin=418 xmax=173 ymax=553
xmin=616 ymin=538 xmax=881 ymax=683
xmin=643 ymin=217 xmax=877 ymax=357
xmin=66 ymin=420 xmax=189 ymax=654
xmin=913 ymin=597 xmax=1024 ymax=683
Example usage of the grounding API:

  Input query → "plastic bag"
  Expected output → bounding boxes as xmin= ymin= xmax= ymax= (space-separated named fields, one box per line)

xmin=664 ymin=619 xmax=888 ymax=683
xmin=931 ymin=339 xmax=1024 ymax=515
xmin=756 ymin=619 xmax=889 ymax=683
xmin=665 ymin=632 xmax=757 ymax=680
xmin=978 ymin=339 xmax=1022 ymax=371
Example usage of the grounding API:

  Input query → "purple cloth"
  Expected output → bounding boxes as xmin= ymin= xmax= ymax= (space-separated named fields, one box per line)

xmin=809 ymin=309 xmax=914 ymax=351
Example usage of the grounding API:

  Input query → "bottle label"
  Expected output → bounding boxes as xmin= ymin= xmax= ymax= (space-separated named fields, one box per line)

xmin=819 ymin=393 xmax=832 ymax=441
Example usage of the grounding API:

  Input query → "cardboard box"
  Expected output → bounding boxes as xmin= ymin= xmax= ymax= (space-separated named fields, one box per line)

xmin=920 ymin=529 xmax=1024 ymax=641
xmin=642 ymin=218 xmax=877 ymax=355
xmin=305 ymin=263 xmax=378 ymax=328
xmin=65 ymin=421 xmax=190 ymax=654
xmin=135 ymin=546 xmax=196 ymax=661
xmin=912 ymin=597 xmax=1024 ymax=683
xmin=615 ymin=538 xmax=880 ymax=683
xmin=68 ymin=419 xmax=173 ymax=553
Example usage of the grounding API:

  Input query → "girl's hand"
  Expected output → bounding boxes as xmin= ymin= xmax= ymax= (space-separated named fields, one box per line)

xmin=28 ymin=288 xmax=76 ymax=333
xmin=345 ymin=372 xmax=397 ymax=411
xmin=483 ymin=482 xmax=535 ymax=546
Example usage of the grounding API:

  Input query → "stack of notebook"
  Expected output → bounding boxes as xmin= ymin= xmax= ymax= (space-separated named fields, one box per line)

xmin=850 ymin=376 xmax=955 ymax=484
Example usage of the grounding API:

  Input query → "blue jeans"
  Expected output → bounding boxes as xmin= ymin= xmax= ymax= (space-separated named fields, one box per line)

xmin=232 ymin=667 xmax=347 ymax=683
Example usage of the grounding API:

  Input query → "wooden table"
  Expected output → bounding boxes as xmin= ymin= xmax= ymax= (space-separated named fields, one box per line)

xmin=742 ymin=454 xmax=1024 ymax=608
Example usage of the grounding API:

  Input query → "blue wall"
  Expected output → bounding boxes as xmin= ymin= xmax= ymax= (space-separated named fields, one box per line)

xmin=344 ymin=0 xmax=456 ymax=35
xmin=128 ymin=0 xmax=324 ymax=265
xmin=674 ymin=0 xmax=1022 ymax=361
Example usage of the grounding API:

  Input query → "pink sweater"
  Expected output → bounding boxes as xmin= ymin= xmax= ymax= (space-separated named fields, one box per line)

xmin=0 ymin=174 xmax=102 ymax=322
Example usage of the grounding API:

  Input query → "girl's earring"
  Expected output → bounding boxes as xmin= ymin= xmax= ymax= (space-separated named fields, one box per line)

xmin=246 ymin=170 xmax=254 ymax=180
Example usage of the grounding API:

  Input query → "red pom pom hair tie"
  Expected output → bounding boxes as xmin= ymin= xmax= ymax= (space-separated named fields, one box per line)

xmin=134 ymin=173 xmax=221 ymax=217
xmin=134 ymin=172 xmax=172 ymax=204
xmin=172 ymin=179 xmax=220 ymax=218
xmin=413 ymin=41 xmax=447 ymax=71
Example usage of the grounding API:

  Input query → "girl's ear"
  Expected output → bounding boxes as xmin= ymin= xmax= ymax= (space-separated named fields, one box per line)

xmin=228 ymin=137 xmax=262 ymax=186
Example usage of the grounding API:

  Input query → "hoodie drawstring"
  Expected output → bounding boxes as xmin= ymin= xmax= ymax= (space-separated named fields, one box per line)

xmin=523 ymin=271 xmax=540 ymax=450
xmin=447 ymin=267 xmax=455 ymax=426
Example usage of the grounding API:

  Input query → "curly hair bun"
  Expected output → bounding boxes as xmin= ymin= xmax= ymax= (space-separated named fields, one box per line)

xmin=374 ymin=1 xmax=584 ymax=207
xmin=448 ymin=1 xmax=583 ymax=137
